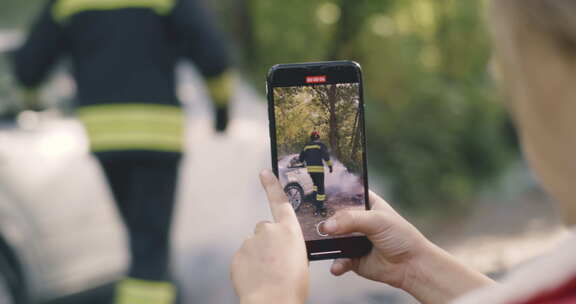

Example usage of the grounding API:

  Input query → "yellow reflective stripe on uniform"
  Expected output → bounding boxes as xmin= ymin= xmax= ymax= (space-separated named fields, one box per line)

xmin=78 ymin=103 xmax=184 ymax=152
xmin=316 ymin=194 xmax=326 ymax=201
xmin=312 ymin=186 xmax=318 ymax=191
xmin=206 ymin=69 xmax=235 ymax=107
xmin=304 ymin=145 xmax=321 ymax=151
xmin=89 ymin=133 xmax=183 ymax=152
xmin=77 ymin=104 xmax=183 ymax=119
xmin=326 ymin=160 xmax=333 ymax=166
xmin=307 ymin=165 xmax=324 ymax=173
xmin=53 ymin=0 xmax=175 ymax=23
xmin=115 ymin=277 xmax=175 ymax=304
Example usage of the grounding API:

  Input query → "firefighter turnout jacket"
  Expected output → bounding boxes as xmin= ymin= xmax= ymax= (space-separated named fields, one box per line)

xmin=12 ymin=0 xmax=233 ymax=153
xmin=299 ymin=140 xmax=333 ymax=173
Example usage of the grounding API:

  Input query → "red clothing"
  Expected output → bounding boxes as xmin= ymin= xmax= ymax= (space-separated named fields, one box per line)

xmin=519 ymin=275 xmax=576 ymax=304
xmin=453 ymin=231 xmax=576 ymax=304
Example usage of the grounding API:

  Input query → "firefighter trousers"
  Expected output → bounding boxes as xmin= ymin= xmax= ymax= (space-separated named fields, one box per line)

xmin=308 ymin=172 xmax=326 ymax=210
xmin=96 ymin=152 xmax=180 ymax=281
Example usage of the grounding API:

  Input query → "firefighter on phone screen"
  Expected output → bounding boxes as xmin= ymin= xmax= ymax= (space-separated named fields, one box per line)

xmin=299 ymin=131 xmax=333 ymax=216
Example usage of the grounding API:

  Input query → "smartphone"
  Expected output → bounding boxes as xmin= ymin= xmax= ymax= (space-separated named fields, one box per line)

xmin=267 ymin=61 xmax=372 ymax=260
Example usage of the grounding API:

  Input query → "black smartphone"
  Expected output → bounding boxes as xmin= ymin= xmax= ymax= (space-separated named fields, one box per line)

xmin=267 ymin=61 xmax=372 ymax=260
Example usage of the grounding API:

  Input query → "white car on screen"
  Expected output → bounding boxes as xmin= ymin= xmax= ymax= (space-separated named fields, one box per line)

xmin=279 ymin=156 xmax=315 ymax=212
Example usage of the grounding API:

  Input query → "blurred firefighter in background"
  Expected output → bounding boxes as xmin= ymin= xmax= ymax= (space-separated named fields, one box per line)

xmin=299 ymin=131 xmax=333 ymax=217
xmin=11 ymin=0 xmax=234 ymax=303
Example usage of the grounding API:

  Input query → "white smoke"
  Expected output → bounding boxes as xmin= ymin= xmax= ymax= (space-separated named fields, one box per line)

xmin=324 ymin=158 xmax=364 ymax=196
xmin=278 ymin=154 xmax=364 ymax=197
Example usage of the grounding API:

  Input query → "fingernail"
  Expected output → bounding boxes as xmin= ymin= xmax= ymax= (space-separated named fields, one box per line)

xmin=323 ymin=219 xmax=338 ymax=233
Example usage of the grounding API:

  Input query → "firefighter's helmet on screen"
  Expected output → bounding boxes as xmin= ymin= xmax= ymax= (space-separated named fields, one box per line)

xmin=310 ymin=130 xmax=320 ymax=140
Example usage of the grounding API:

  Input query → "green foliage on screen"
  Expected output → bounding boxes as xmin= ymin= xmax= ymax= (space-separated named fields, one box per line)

xmin=274 ymin=84 xmax=364 ymax=174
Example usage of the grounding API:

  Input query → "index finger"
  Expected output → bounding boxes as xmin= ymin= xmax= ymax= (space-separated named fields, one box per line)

xmin=259 ymin=169 xmax=299 ymax=225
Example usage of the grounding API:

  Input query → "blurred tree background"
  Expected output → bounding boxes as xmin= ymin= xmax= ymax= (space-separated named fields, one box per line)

xmin=0 ymin=0 xmax=43 ymax=28
xmin=216 ymin=0 xmax=515 ymax=215
xmin=1 ymin=0 xmax=516 ymax=215
xmin=274 ymin=84 xmax=363 ymax=174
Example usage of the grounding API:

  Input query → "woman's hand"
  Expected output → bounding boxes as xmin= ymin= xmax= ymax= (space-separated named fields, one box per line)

xmin=324 ymin=191 xmax=494 ymax=304
xmin=324 ymin=191 xmax=427 ymax=287
xmin=231 ymin=170 xmax=309 ymax=304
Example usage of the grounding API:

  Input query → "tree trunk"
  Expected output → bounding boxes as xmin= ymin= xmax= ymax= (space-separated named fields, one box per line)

xmin=350 ymin=108 xmax=360 ymax=159
xmin=353 ymin=110 xmax=365 ymax=165
xmin=234 ymin=0 xmax=256 ymax=64
xmin=328 ymin=84 xmax=340 ymax=159
xmin=327 ymin=0 xmax=365 ymax=60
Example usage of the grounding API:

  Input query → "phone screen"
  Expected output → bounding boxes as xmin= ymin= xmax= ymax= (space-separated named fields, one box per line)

xmin=272 ymin=82 xmax=367 ymax=241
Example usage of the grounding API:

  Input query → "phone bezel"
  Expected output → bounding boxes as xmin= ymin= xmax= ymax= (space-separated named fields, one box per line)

xmin=266 ymin=61 xmax=372 ymax=261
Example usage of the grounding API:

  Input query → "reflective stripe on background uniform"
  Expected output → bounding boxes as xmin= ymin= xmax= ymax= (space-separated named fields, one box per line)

xmin=52 ymin=0 xmax=175 ymax=23
xmin=206 ymin=70 xmax=235 ymax=107
xmin=115 ymin=277 xmax=176 ymax=304
xmin=78 ymin=103 xmax=184 ymax=152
